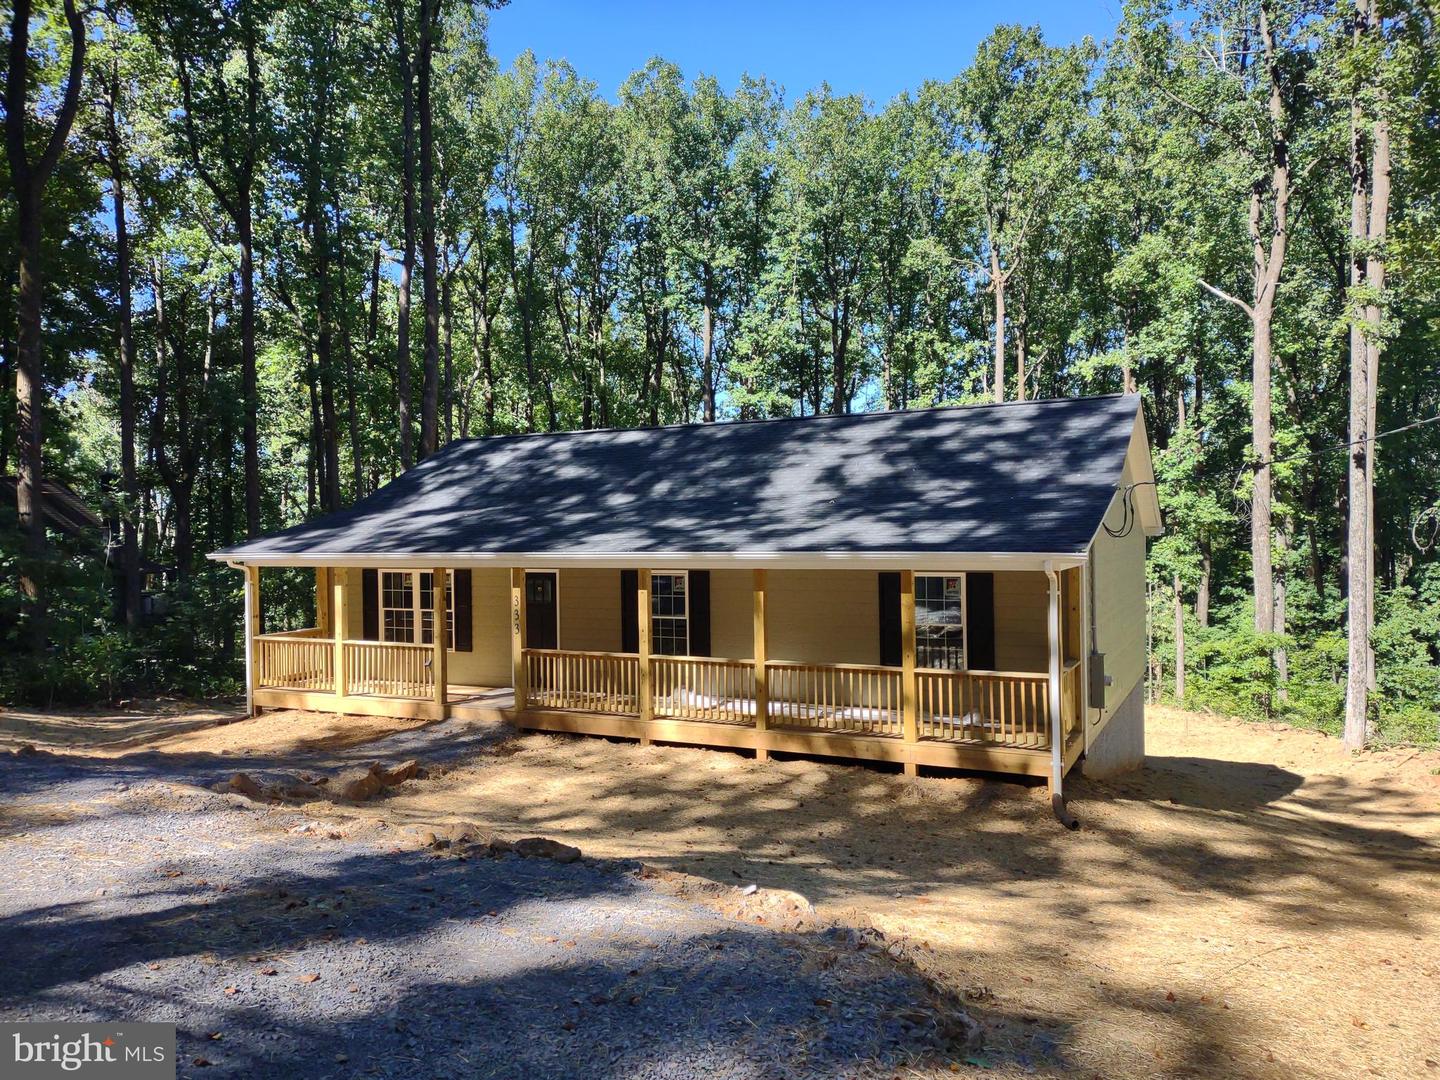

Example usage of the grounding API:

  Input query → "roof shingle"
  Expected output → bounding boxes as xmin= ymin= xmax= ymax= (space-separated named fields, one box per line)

xmin=214 ymin=394 xmax=1145 ymax=560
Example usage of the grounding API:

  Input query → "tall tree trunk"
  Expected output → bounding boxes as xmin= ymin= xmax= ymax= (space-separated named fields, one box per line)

xmin=4 ymin=0 xmax=87 ymax=649
xmin=417 ymin=0 xmax=441 ymax=457
xmin=392 ymin=0 xmax=417 ymax=466
xmin=1345 ymin=0 xmax=1373 ymax=747
xmin=1015 ymin=320 xmax=1027 ymax=402
xmin=1250 ymin=5 xmax=1290 ymax=644
xmin=306 ymin=54 xmax=341 ymax=513
xmin=990 ymin=246 xmax=1006 ymax=403
xmin=1363 ymin=112 xmax=1389 ymax=703
xmin=1196 ymin=541 xmax=1211 ymax=627
xmin=701 ymin=272 xmax=716 ymax=422
xmin=1173 ymin=573 xmax=1185 ymax=702
xmin=104 ymin=55 xmax=142 ymax=628
xmin=169 ymin=7 xmax=261 ymax=535
xmin=442 ymin=262 xmax=454 ymax=445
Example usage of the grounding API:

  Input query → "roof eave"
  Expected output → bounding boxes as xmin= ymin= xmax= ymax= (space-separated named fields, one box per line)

xmin=207 ymin=549 xmax=1091 ymax=572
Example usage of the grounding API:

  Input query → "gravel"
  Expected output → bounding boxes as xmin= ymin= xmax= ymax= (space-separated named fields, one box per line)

xmin=0 ymin=744 xmax=972 ymax=1079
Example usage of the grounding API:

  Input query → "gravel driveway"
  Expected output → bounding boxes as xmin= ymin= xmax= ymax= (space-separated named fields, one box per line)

xmin=0 ymin=744 xmax=973 ymax=1079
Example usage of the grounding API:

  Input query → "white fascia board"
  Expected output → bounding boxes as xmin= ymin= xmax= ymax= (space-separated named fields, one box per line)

xmin=208 ymin=550 xmax=1088 ymax=572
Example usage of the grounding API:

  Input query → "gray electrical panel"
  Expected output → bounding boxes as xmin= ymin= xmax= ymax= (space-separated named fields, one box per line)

xmin=1088 ymin=651 xmax=1110 ymax=709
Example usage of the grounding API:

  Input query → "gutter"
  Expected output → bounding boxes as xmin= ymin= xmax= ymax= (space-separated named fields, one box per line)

xmin=1046 ymin=560 xmax=1079 ymax=830
xmin=206 ymin=550 xmax=1091 ymax=573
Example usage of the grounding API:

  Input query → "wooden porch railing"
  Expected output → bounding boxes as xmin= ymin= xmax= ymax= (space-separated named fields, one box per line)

xmin=653 ymin=655 xmax=756 ymax=725
xmin=767 ymin=661 xmax=904 ymax=737
xmin=255 ymin=630 xmax=334 ymax=691
xmin=521 ymin=650 xmax=1066 ymax=750
xmin=524 ymin=648 xmax=639 ymax=715
xmin=1061 ymin=659 xmax=1083 ymax=742
xmin=345 ymin=640 xmax=434 ymax=699
xmin=916 ymin=668 xmax=1050 ymax=747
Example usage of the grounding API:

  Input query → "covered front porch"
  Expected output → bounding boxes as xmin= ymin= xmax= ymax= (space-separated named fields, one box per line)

xmin=242 ymin=563 xmax=1088 ymax=782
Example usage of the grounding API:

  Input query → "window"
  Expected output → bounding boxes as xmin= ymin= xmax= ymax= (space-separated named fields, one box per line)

xmin=418 ymin=572 xmax=454 ymax=648
xmin=915 ymin=574 xmax=965 ymax=670
xmin=381 ymin=571 xmax=415 ymax=643
xmin=378 ymin=570 xmax=454 ymax=649
xmin=650 ymin=572 xmax=688 ymax=656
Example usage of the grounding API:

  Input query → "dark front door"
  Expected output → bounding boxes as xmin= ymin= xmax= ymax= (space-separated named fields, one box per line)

xmin=525 ymin=572 xmax=558 ymax=649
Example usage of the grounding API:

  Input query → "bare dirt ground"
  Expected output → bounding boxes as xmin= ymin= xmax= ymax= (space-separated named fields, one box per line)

xmin=4 ymin=699 xmax=1438 ymax=1078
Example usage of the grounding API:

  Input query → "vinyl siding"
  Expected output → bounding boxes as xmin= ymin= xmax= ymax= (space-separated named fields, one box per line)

xmin=557 ymin=567 xmax=622 ymax=653
xmin=992 ymin=571 xmax=1049 ymax=672
xmin=1090 ymin=467 xmax=1147 ymax=722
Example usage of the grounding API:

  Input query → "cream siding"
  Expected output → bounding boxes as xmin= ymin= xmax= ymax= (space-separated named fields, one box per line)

xmin=764 ymin=569 xmax=880 ymax=665
xmin=991 ymin=571 xmax=1049 ymax=672
xmin=453 ymin=567 xmax=512 ymax=686
xmin=1089 ymin=467 xmax=1147 ymax=728
xmin=708 ymin=570 xmax=754 ymax=658
xmin=557 ymin=567 xmax=622 ymax=653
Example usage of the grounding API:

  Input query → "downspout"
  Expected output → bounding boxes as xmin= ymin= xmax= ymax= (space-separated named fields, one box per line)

xmin=227 ymin=559 xmax=254 ymax=718
xmin=1046 ymin=561 xmax=1079 ymax=830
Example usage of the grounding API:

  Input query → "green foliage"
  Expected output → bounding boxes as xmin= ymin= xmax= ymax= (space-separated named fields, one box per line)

xmin=2 ymin=1 xmax=1437 ymax=742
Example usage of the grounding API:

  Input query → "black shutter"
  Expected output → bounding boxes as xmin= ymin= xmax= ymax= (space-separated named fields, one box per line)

xmin=362 ymin=568 xmax=379 ymax=640
xmin=878 ymin=571 xmax=901 ymax=667
xmin=452 ymin=569 xmax=472 ymax=652
xmin=688 ymin=570 xmax=710 ymax=657
xmin=620 ymin=569 xmax=639 ymax=653
xmin=966 ymin=572 xmax=995 ymax=670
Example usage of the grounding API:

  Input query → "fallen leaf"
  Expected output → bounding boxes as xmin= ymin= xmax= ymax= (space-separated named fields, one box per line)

xmin=146 ymin=963 xmax=160 ymax=972
xmin=222 ymin=987 xmax=238 ymax=996
xmin=298 ymin=973 xmax=321 ymax=984
xmin=259 ymin=968 xmax=278 ymax=977
xmin=207 ymin=1032 xmax=222 ymax=1042
xmin=192 ymin=1057 xmax=213 ymax=1067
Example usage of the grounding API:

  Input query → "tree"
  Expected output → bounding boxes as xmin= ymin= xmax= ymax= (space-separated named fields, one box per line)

xmin=929 ymin=25 xmax=1092 ymax=403
xmin=154 ymin=0 xmax=268 ymax=538
xmin=4 ymin=0 xmax=87 ymax=647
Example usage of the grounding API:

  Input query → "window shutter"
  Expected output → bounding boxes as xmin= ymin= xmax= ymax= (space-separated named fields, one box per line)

xmin=688 ymin=570 xmax=710 ymax=657
xmin=966 ymin=572 xmax=996 ymax=670
xmin=362 ymin=568 xmax=379 ymax=640
xmin=620 ymin=569 xmax=638 ymax=653
xmin=878 ymin=572 xmax=901 ymax=667
xmin=452 ymin=569 xmax=472 ymax=651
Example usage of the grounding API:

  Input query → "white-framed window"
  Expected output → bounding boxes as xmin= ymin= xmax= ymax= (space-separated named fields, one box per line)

xmin=915 ymin=573 xmax=965 ymax=670
xmin=650 ymin=571 xmax=688 ymax=656
xmin=379 ymin=570 xmax=454 ymax=648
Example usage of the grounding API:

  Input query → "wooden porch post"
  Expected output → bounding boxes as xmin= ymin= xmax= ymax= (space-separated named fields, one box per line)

xmin=637 ymin=569 xmax=653 ymax=738
xmin=752 ymin=569 xmax=769 ymax=762
xmin=510 ymin=567 xmax=527 ymax=712
xmin=244 ymin=564 xmax=260 ymax=717
xmin=432 ymin=567 xmax=448 ymax=710
xmin=333 ymin=570 xmax=348 ymax=699
xmin=900 ymin=569 xmax=918 ymax=776
xmin=1046 ymin=561 xmax=1077 ymax=828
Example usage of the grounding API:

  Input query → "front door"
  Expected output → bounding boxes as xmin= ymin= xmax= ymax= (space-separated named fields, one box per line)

xmin=525 ymin=572 xmax=558 ymax=649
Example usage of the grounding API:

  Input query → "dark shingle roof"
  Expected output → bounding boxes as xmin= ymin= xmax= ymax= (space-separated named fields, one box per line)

xmin=215 ymin=394 xmax=1145 ymax=560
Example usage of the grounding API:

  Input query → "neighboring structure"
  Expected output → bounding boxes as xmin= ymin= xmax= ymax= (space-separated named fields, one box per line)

xmin=210 ymin=394 xmax=1161 ymax=823
xmin=3 ymin=475 xmax=169 ymax=622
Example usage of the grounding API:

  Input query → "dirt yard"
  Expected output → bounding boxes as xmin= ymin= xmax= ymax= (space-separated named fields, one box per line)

xmin=3 ymin=700 xmax=1437 ymax=1078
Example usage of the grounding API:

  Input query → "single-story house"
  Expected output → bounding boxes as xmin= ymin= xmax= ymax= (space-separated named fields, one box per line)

xmin=210 ymin=393 xmax=1161 ymax=824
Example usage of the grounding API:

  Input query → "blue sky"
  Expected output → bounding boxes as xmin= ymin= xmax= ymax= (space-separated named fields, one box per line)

xmin=486 ymin=1 xmax=1123 ymax=105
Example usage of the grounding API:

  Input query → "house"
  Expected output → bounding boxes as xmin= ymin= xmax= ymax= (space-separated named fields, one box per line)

xmin=209 ymin=394 xmax=1161 ymax=824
